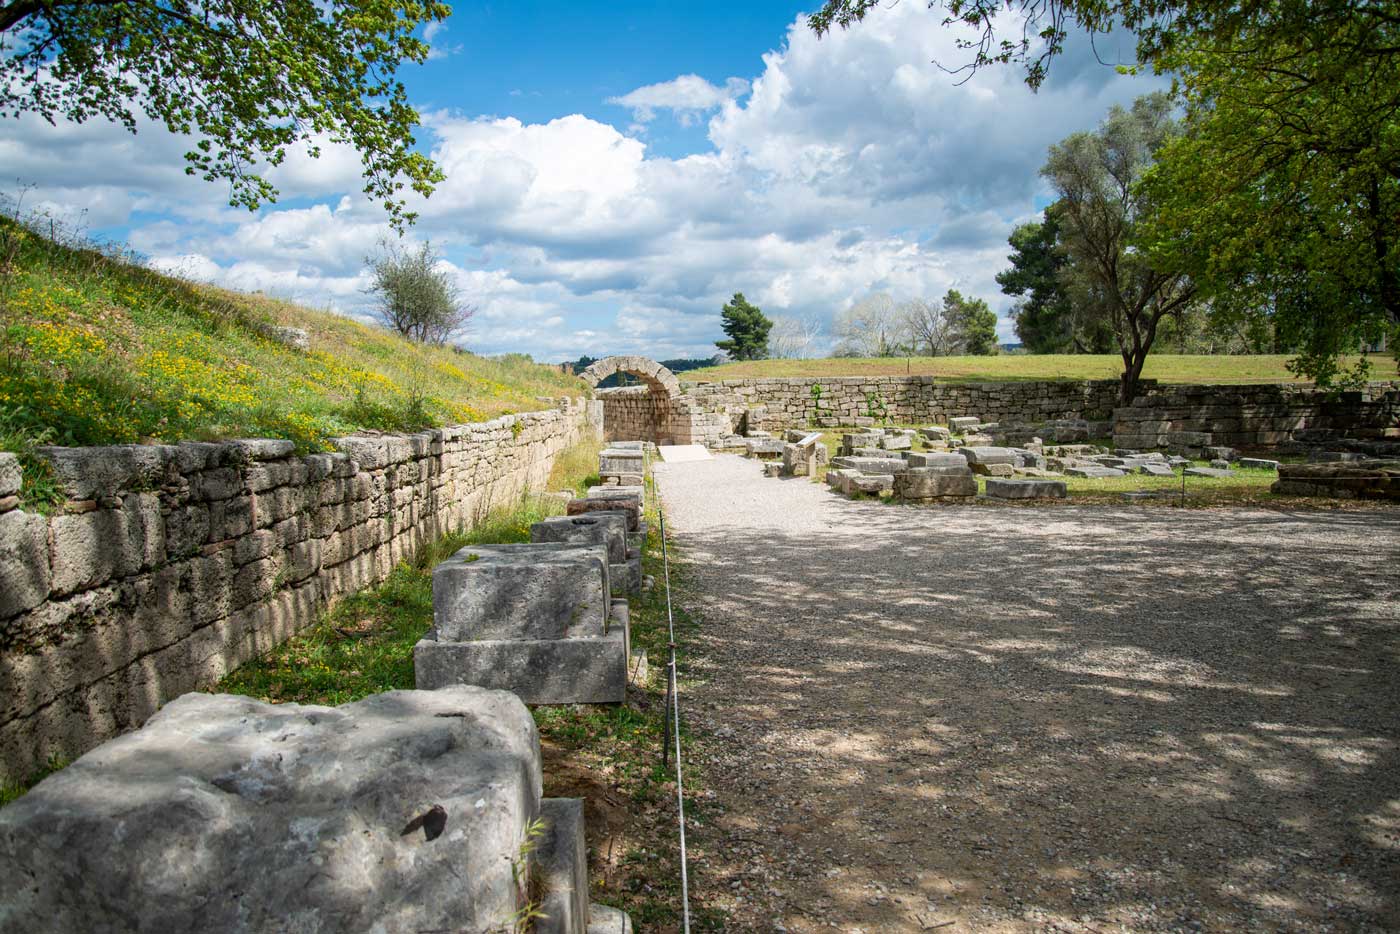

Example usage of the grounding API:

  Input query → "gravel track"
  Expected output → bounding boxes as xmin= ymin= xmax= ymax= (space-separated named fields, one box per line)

xmin=652 ymin=453 xmax=1400 ymax=933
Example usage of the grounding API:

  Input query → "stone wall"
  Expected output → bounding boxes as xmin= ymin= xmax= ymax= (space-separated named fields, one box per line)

xmin=680 ymin=376 xmax=1130 ymax=433
xmin=599 ymin=387 xmax=675 ymax=444
xmin=1113 ymin=383 xmax=1400 ymax=452
xmin=0 ymin=401 xmax=598 ymax=782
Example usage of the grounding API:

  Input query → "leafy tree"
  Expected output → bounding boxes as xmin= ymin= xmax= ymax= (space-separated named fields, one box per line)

xmin=996 ymin=204 xmax=1111 ymax=354
xmin=942 ymin=289 xmax=999 ymax=356
xmin=1140 ymin=34 xmax=1400 ymax=386
xmin=366 ymin=240 xmax=473 ymax=344
xmin=832 ymin=292 xmax=908 ymax=357
xmin=715 ymin=292 xmax=772 ymax=360
xmin=0 ymin=0 xmax=448 ymax=229
xmin=1043 ymin=93 xmax=1195 ymax=403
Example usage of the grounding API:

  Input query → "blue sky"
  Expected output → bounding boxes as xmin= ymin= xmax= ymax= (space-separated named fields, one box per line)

xmin=1 ymin=1 xmax=1160 ymax=360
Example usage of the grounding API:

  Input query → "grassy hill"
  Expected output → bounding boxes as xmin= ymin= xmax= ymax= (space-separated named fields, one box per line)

xmin=0 ymin=217 xmax=586 ymax=463
xmin=683 ymin=353 xmax=1381 ymax=384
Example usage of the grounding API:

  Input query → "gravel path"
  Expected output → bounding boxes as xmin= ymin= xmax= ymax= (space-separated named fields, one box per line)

xmin=652 ymin=454 xmax=1400 ymax=933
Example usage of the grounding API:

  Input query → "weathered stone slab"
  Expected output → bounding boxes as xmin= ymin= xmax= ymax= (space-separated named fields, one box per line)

xmin=599 ymin=449 xmax=644 ymax=476
xmin=960 ymin=446 xmax=1019 ymax=467
xmin=1184 ymin=467 xmax=1236 ymax=478
xmin=568 ymin=497 xmax=640 ymax=532
xmin=432 ymin=543 xmax=610 ymax=642
xmin=744 ymin=439 xmax=786 ymax=458
xmin=0 ymin=453 xmax=19 ymax=498
xmin=846 ymin=474 xmax=895 ymax=495
xmin=1064 ymin=466 xmax=1127 ymax=478
xmin=905 ymin=451 xmax=971 ymax=470
xmin=0 ymin=509 xmax=50 ymax=618
xmin=1238 ymin=458 xmax=1280 ymax=471
xmin=985 ymin=478 xmax=1068 ymax=499
xmin=895 ymin=469 xmax=977 ymax=500
xmin=839 ymin=432 xmax=884 ymax=456
xmin=829 ymin=456 xmax=909 ymax=476
xmin=415 ymin=626 xmax=630 ymax=705
xmin=1132 ymin=463 xmax=1176 ymax=477
xmin=879 ymin=434 xmax=912 ymax=451
xmin=0 ymin=688 xmax=545 ymax=934
xmin=949 ymin=417 xmax=981 ymax=430
xmin=919 ymin=426 xmax=951 ymax=441
xmin=531 ymin=514 xmax=628 ymax=564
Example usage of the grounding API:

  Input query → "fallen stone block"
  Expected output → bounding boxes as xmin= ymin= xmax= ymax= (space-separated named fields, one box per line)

xmin=895 ymin=469 xmax=977 ymax=500
xmin=919 ymin=426 xmax=951 ymax=441
xmin=1184 ymin=467 xmax=1236 ymax=478
xmin=744 ymin=439 xmax=786 ymax=458
xmin=905 ymin=452 xmax=970 ymax=469
xmin=416 ymin=626 xmax=630 ymax=704
xmin=1064 ymin=466 xmax=1127 ymax=478
xmin=0 ymin=687 xmax=616 ymax=934
xmin=599 ymin=449 xmax=644 ymax=476
xmin=949 ymin=417 xmax=981 ymax=431
xmin=1132 ymin=463 xmax=1175 ymax=477
xmin=829 ymin=456 xmax=909 ymax=476
xmin=763 ymin=462 xmax=783 ymax=477
xmin=568 ymin=497 xmax=640 ymax=532
xmin=1238 ymin=458 xmax=1280 ymax=471
xmin=851 ymin=446 xmax=888 ymax=458
xmin=846 ymin=474 xmax=895 ymax=495
xmin=432 ymin=543 xmax=611 ymax=642
xmin=531 ymin=514 xmax=628 ymax=565
xmin=879 ymin=434 xmax=912 ymax=451
xmin=960 ymin=446 xmax=1019 ymax=467
xmin=840 ymin=432 xmax=883 ymax=456
xmin=985 ymin=478 xmax=1068 ymax=500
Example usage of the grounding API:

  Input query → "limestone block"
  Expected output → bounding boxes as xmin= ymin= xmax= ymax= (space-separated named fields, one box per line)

xmin=1184 ymin=467 xmax=1236 ymax=478
xmin=949 ymin=417 xmax=981 ymax=431
xmin=829 ymin=456 xmax=908 ymax=476
xmin=531 ymin=514 xmax=628 ymax=564
xmin=846 ymin=474 xmax=895 ymax=495
xmin=986 ymin=478 xmax=1068 ymax=499
xmin=982 ymin=463 xmax=1016 ymax=477
xmin=0 ymin=509 xmax=49 ymax=618
xmin=537 ymin=798 xmax=590 ymax=934
xmin=1132 ymin=463 xmax=1176 ymax=477
xmin=599 ymin=449 xmax=644 ymax=476
xmin=879 ymin=434 xmax=912 ymax=451
xmin=905 ymin=452 xmax=969 ymax=469
xmin=1238 ymin=458 xmax=1280 ymax=471
xmin=894 ymin=469 xmax=977 ymax=500
xmin=415 ymin=625 xmax=629 ymax=704
xmin=432 ymin=543 xmax=611 ymax=642
xmin=839 ymin=432 xmax=882 ymax=455
xmin=567 ymin=498 xmax=640 ymax=532
xmin=0 ymin=687 xmax=544 ymax=934
xmin=0 ymin=453 xmax=20 ymax=498
xmin=920 ymin=426 xmax=951 ymax=441
xmin=960 ymin=446 xmax=1019 ymax=467
xmin=1064 ymin=466 xmax=1126 ymax=478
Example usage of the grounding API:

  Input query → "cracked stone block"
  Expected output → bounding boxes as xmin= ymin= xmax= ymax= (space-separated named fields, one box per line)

xmin=895 ymin=469 xmax=977 ymax=500
xmin=0 ymin=687 xmax=549 ymax=934
xmin=531 ymin=514 xmax=628 ymax=565
xmin=432 ymin=543 xmax=611 ymax=642
xmin=985 ymin=478 xmax=1068 ymax=499
xmin=415 ymin=625 xmax=630 ymax=705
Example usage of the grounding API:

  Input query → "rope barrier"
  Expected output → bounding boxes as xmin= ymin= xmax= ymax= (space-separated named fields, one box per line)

xmin=643 ymin=445 xmax=692 ymax=934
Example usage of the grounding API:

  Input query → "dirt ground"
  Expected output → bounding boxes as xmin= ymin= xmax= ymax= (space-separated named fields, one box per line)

xmin=653 ymin=453 xmax=1400 ymax=933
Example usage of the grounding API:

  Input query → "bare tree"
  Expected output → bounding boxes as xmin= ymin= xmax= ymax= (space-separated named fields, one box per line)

xmin=365 ymin=239 xmax=475 ymax=345
xmin=832 ymin=292 xmax=909 ymax=357
xmin=768 ymin=314 xmax=824 ymax=359
xmin=900 ymin=298 xmax=957 ymax=356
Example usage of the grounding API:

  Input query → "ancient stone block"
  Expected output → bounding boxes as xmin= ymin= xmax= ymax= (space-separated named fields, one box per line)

xmin=985 ymin=478 xmax=1068 ymax=499
xmin=0 ymin=510 xmax=49 ymax=618
xmin=905 ymin=452 xmax=969 ymax=469
xmin=920 ymin=426 xmax=951 ymax=441
xmin=567 ymin=497 xmax=640 ymax=532
xmin=531 ymin=514 xmax=628 ymax=564
xmin=1064 ymin=466 xmax=1126 ymax=478
xmin=895 ymin=469 xmax=977 ymax=500
xmin=415 ymin=625 xmax=630 ymax=705
xmin=0 ymin=687 xmax=554 ymax=934
xmin=982 ymin=463 xmax=1016 ymax=477
xmin=1184 ymin=467 xmax=1236 ymax=478
xmin=1238 ymin=458 xmax=1280 ymax=471
xmin=598 ymin=449 xmax=644 ymax=476
xmin=431 ymin=543 xmax=610 ymax=642
xmin=949 ymin=417 xmax=981 ymax=430
xmin=960 ymin=446 xmax=1019 ymax=467
xmin=829 ymin=456 xmax=908 ymax=476
xmin=0 ymin=453 xmax=20 ymax=498
xmin=879 ymin=434 xmax=911 ymax=451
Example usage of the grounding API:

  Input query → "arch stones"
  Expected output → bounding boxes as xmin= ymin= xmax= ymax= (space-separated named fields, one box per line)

xmin=578 ymin=355 xmax=681 ymax=398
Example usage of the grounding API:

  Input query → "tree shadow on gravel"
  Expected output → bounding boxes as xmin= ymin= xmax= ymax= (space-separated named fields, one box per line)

xmin=667 ymin=488 xmax=1400 ymax=931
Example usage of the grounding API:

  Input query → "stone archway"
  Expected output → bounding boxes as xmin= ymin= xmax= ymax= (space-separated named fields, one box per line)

xmin=578 ymin=355 xmax=682 ymax=397
xmin=579 ymin=356 xmax=684 ymax=444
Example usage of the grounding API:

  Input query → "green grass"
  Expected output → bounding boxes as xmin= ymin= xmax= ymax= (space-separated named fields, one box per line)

xmin=683 ymin=353 xmax=1387 ymax=384
xmin=0 ymin=214 xmax=586 ymax=465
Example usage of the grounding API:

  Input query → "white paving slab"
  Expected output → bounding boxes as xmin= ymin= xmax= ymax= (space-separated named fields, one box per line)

xmin=657 ymin=444 xmax=712 ymax=463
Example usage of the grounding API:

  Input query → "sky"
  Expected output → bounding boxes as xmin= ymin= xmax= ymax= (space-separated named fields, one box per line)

xmin=0 ymin=1 xmax=1162 ymax=361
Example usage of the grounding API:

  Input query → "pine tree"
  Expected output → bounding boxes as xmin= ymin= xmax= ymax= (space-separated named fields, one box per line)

xmin=715 ymin=293 xmax=773 ymax=361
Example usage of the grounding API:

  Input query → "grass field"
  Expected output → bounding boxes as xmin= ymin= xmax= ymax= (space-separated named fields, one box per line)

xmin=683 ymin=353 xmax=1384 ymax=384
xmin=0 ymin=216 xmax=585 ymax=462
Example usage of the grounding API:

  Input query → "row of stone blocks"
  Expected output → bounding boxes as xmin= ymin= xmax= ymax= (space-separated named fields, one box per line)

xmin=0 ymin=478 xmax=649 ymax=931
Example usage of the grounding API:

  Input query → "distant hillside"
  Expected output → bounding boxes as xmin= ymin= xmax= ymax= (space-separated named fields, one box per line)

xmin=0 ymin=217 xmax=586 ymax=461
xmin=682 ymin=354 xmax=1376 ymax=384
